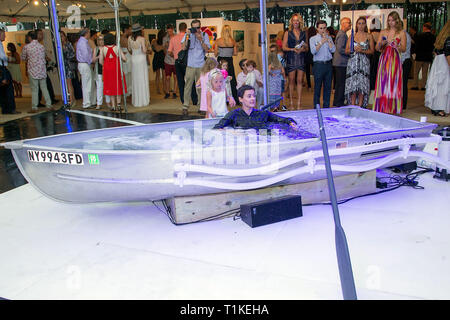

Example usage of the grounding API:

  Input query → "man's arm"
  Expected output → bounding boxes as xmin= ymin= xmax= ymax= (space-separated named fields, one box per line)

xmin=267 ymin=111 xmax=297 ymax=125
xmin=213 ymin=110 xmax=235 ymax=129
xmin=201 ymin=32 xmax=211 ymax=52
xmin=310 ymin=36 xmax=318 ymax=55
xmin=336 ymin=33 xmax=348 ymax=56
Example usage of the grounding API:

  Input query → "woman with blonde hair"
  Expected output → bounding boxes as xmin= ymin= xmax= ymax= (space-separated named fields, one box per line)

xmin=282 ymin=13 xmax=308 ymax=110
xmin=373 ymin=11 xmax=406 ymax=114
xmin=214 ymin=25 xmax=238 ymax=102
xmin=425 ymin=20 xmax=450 ymax=117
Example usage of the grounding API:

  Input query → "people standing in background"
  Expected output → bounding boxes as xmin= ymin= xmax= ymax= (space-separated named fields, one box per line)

xmin=305 ymin=26 xmax=316 ymax=92
xmin=196 ymin=57 xmax=218 ymax=118
xmin=214 ymin=24 xmax=238 ymax=102
xmin=151 ymin=29 xmax=166 ymax=95
xmin=400 ymin=21 xmax=412 ymax=110
xmin=218 ymin=59 xmax=233 ymax=99
xmin=373 ymin=11 xmax=406 ymax=114
xmin=344 ymin=16 xmax=373 ymax=108
xmin=60 ymin=31 xmax=77 ymax=107
xmin=369 ymin=20 xmax=381 ymax=94
xmin=76 ymin=28 xmax=94 ymax=109
xmin=267 ymin=52 xmax=285 ymax=106
xmin=309 ymin=20 xmax=336 ymax=108
xmin=0 ymin=28 xmax=19 ymax=114
xmin=21 ymin=30 xmax=53 ymax=113
xmin=181 ymin=19 xmax=211 ymax=116
xmin=412 ymin=22 xmax=435 ymax=91
xmin=163 ymin=24 xmax=177 ymax=99
xmin=332 ymin=17 xmax=351 ymax=107
xmin=6 ymin=43 xmax=22 ymax=98
xmin=169 ymin=23 xmax=198 ymax=106
xmin=282 ymin=13 xmax=308 ymax=110
xmin=100 ymin=33 xmax=127 ymax=111
xmin=425 ymin=20 xmax=450 ymax=117
xmin=275 ymin=30 xmax=285 ymax=51
xmin=36 ymin=29 xmax=57 ymax=105
xmin=128 ymin=23 xmax=150 ymax=107
xmin=206 ymin=68 xmax=235 ymax=118
xmin=92 ymin=34 xmax=105 ymax=110
xmin=120 ymin=24 xmax=133 ymax=100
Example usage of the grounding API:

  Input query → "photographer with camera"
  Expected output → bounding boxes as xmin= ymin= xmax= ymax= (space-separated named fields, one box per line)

xmin=181 ymin=19 xmax=211 ymax=116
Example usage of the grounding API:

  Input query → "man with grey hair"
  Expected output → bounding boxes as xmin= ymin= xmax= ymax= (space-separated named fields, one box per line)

xmin=332 ymin=17 xmax=351 ymax=107
xmin=76 ymin=28 xmax=94 ymax=108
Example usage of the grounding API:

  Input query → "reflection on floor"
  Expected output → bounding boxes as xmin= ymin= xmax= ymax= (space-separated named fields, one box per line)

xmin=0 ymin=108 xmax=203 ymax=194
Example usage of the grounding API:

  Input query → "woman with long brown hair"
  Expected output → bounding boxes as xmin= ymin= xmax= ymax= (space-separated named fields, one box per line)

xmin=282 ymin=13 xmax=308 ymax=110
xmin=60 ymin=31 xmax=77 ymax=106
xmin=214 ymin=25 xmax=238 ymax=102
xmin=373 ymin=11 xmax=406 ymax=114
xmin=345 ymin=16 xmax=374 ymax=107
xmin=6 ymin=43 xmax=22 ymax=98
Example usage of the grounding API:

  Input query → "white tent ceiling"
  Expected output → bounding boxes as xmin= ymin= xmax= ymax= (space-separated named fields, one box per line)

xmin=0 ymin=0 xmax=445 ymax=21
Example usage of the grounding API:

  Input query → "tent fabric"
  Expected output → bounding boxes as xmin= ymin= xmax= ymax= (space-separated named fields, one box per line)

xmin=1 ymin=0 xmax=444 ymax=22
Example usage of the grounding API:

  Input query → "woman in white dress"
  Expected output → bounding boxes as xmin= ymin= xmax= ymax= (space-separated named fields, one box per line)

xmin=128 ymin=23 xmax=151 ymax=107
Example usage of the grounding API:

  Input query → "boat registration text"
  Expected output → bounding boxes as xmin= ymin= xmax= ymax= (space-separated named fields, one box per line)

xmin=27 ymin=150 xmax=84 ymax=165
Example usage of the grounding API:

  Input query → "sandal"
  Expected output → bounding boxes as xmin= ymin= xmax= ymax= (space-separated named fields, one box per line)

xmin=438 ymin=111 xmax=447 ymax=117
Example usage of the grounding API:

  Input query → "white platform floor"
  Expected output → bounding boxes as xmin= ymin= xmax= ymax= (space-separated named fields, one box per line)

xmin=0 ymin=171 xmax=449 ymax=300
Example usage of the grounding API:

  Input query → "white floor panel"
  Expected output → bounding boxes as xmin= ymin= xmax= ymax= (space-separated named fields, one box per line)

xmin=0 ymin=172 xmax=449 ymax=300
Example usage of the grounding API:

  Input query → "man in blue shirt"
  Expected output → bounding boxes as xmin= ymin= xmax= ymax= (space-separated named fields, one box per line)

xmin=181 ymin=19 xmax=211 ymax=115
xmin=309 ymin=20 xmax=336 ymax=108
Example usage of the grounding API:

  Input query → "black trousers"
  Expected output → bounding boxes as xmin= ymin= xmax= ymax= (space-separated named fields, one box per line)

xmin=0 ymin=66 xmax=17 ymax=114
xmin=402 ymin=58 xmax=412 ymax=110
xmin=333 ymin=66 xmax=347 ymax=107
xmin=175 ymin=61 xmax=198 ymax=105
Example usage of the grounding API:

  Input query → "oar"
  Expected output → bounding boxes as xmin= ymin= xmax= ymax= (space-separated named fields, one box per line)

xmin=314 ymin=103 xmax=357 ymax=300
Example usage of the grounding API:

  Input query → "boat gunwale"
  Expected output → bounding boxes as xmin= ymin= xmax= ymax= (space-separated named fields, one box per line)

xmin=1 ymin=106 xmax=438 ymax=155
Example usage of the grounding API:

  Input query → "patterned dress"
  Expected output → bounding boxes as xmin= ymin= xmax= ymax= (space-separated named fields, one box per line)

xmin=373 ymin=38 xmax=403 ymax=114
xmin=345 ymin=39 xmax=370 ymax=107
xmin=62 ymin=42 xmax=76 ymax=79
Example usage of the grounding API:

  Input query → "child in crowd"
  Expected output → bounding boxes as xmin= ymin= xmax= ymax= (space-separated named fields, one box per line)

xmin=196 ymin=57 xmax=218 ymax=117
xmin=218 ymin=59 xmax=233 ymax=98
xmin=268 ymin=52 xmax=285 ymax=108
xmin=206 ymin=68 xmax=236 ymax=118
xmin=244 ymin=60 xmax=258 ymax=88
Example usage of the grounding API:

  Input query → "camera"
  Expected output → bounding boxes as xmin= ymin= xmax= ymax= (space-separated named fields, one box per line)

xmin=190 ymin=27 xmax=198 ymax=34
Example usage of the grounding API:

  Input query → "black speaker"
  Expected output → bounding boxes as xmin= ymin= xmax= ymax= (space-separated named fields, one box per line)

xmin=240 ymin=195 xmax=303 ymax=228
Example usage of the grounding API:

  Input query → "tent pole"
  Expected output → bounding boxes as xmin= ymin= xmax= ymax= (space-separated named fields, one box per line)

xmin=259 ymin=0 xmax=269 ymax=106
xmin=48 ymin=0 xmax=69 ymax=108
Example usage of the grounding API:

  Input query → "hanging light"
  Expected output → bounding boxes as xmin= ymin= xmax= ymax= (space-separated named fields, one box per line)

xmin=33 ymin=0 xmax=39 ymax=5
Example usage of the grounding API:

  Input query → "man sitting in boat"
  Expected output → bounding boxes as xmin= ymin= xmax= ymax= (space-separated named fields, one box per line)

xmin=213 ymin=85 xmax=298 ymax=130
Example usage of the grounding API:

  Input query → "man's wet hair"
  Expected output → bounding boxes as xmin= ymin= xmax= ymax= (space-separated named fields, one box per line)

xmin=237 ymin=85 xmax=255 ymax=99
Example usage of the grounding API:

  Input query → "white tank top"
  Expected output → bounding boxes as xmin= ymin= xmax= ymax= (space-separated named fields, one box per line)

xmin=211 ymin=90 xmax=228 ymax=117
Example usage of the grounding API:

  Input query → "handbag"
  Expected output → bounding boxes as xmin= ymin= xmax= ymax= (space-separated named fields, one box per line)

xmin=176 ymin=38 xmax=190 ymax=67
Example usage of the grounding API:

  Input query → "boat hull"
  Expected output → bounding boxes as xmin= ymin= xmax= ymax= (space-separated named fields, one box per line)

xmin=3 ymin=107 xmax=437 ymax=203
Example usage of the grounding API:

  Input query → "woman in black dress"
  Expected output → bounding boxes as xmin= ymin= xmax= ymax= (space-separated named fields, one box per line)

xmin=151 ymin=29 xmax=166 ymax=95
xmin=282 ymin=13 xmax=308 ymax=110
